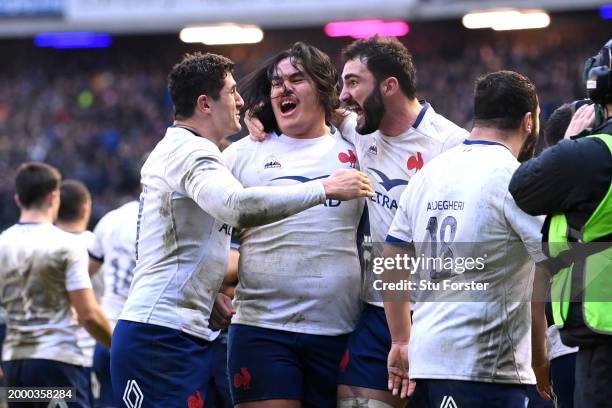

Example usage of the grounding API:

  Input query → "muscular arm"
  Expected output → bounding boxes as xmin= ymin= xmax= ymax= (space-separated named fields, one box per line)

xmin=182 ymin=147 xmax=370 ymax=229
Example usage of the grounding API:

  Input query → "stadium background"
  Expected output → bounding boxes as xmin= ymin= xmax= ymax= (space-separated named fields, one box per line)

xmin=0 ymin=0 xmax=609 ymax=228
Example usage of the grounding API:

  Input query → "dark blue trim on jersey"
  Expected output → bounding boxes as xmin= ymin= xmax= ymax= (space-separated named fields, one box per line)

xmin=463 ymin=139 xmax=511 ymax=152
xmin=385 ymin=235 xmax=408 ymax=244
xmin=272 ymin=175 xmax=328 ymax=183
xmin=88 ymin=251 xmax=104 ymax=263
xmin=171 ymin=125 xmax=202 ymax=138
xmin=412 ymin=102 xmax=430 ymax=129
xmin=16 ymin=222 xmax=41 ymax=225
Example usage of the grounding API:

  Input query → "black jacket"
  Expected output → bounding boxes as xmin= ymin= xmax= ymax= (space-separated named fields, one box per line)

xmin=509 ymin=119 xmax=612 ymax=346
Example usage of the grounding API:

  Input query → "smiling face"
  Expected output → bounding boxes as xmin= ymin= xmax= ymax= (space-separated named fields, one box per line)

xmin=269 ymin=57 xmax=327 ymax=138
xmin=340 ymin=58 xmax=386 ymax=135
xmin=208 ymin=72 xmax=244 ymax=138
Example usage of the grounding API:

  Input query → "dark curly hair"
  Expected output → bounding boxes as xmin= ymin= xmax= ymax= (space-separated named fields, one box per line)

xmin=168 ymin=52 xmax=234 ymax=120
xmin=474 ymin=70 xmax=538 ymax=130
xmin=239 ymin=42 xmax=340 ymax=133
xmin=342 ymin=36 xmax=417 ymax=99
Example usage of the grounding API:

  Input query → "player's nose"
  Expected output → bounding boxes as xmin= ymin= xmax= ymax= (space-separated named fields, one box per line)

xmin=235 ymin=91 xmax=245 ymax=109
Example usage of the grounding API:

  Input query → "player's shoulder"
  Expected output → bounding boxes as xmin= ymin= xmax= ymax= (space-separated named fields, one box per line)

xmin=223 ymin=134 xmax=259 ymax=155
xmin=414 ymin=103 xmax=468 ymax=144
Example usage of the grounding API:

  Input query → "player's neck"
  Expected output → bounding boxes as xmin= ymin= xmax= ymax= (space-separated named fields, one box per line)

xmin=281 ymin=120 xmax=329 ymax=139
xmin=173 ymin=119 xmax=222 ymax=146
xmin=468 ymin=127 xmax=523 ymax=158
xmin=56 ymin=220 xmax=87 ymax=233
xmin=378 ymin=97 xmax=422 ymax=137
xmin=19 ymin=208 xmax=54 ymax=224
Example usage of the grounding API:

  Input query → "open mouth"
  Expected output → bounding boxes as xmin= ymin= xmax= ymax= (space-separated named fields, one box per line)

xmin=346 ymin=103 xmax=363 ymax=117
xmin=279 ymin=98 xmax=298 ymax=115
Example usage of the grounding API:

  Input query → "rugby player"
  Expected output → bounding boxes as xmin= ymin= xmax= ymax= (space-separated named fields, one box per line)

xmin=383 ymin=71 xmax=553 ymax=406
xmin=245 ymin=37 xmax=468 ymax=407
xmin=223 ymin=42 xmax=365 ymax=407
xmin=57 ymin=179 xmax=99 ymax=406
xmin=110 ymin=52 xmax=373 ymax=407
xmin=0 ymin=163 xmax=111 ymax=408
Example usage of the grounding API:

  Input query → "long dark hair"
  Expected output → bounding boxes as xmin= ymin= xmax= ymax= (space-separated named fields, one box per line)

xmin=239 ymin=42 xmax=340 ymax=133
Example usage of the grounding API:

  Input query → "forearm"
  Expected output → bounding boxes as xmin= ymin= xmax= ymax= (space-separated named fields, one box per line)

xmin=81 ymin=307 xmax=113 ymax=349
xmin=199 ymin=180 xmax=326 ymax=229
xmin=385 ymin=301 xmax=412 ymax=344
xmin=531 ymin=264 xmax=550 ymax=365
xmin=382 ymin=243 xmax=412 ymax=344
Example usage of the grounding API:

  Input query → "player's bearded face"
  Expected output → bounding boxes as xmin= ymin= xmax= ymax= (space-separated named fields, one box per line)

xmin=356 ymin=84 xmax=386 ymax=135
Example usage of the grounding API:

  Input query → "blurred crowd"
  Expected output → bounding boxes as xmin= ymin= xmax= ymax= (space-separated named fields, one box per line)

xmin=0 ymin=12 xmax=608 ymax=228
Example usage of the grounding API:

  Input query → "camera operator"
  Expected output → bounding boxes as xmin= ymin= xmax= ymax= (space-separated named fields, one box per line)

xmin=509 ymin=39 xmax=612 ymax=408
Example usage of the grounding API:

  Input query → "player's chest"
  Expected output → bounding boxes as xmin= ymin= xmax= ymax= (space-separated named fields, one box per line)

xmin=247 ymin=144 xmax=358 ymax=187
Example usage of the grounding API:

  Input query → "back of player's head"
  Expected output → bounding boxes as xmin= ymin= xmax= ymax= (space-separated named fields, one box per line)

xmin=342 ymin=36 xmax=416 ymax=99
xmin=239 ymin=42 xmax=339 ymax=132
xmin=15 ymin=162 xmax=61 ymax=209
xmin=168 ymin=52 xmax=235 ymax=120
xmin=473 ymin=70 xmax=538 ymax=130
xmin=58 ymin=179 xmax=91 ymax=223
xmin=543 ymin=100 xmax=592 ymax=147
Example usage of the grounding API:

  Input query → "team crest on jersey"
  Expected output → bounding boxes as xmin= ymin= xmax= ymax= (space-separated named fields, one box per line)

xmin=338 ymin=149 xmax=357 ymax=168
xmin=264 ymin=156 xmax=282 ymax=169
xmin=367 ymin=141 xmax=378 ymax=155
xmin=407 ymin=152 xmax=424 ymax=171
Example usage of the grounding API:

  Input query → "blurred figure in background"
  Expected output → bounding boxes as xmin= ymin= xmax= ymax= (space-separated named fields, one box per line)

xmin=57 ymin=179 xmax=101 ymax=407
xmin=0 ymin=162 xmax=112 ymax=408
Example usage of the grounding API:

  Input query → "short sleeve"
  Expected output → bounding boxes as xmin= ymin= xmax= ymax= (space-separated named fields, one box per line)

xmin=503 ymin=191 xmax=547 ymax=263
xmin=386 ymin=184 xmax=415 ymax=244
xmin=65 ymin=243 xmax=93 ymax=292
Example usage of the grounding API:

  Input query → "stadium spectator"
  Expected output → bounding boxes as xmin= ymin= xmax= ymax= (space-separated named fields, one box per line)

xmin=109 ymin=51 xmax=372 ymax=407
xmin=225 ymin=41 xmax=365 ymax=407
xmin=384 ymin=70 xmax=553 ymax=406
xmin=0 ymin=162 xmax=112 ymax=408
xmin=509 ymin=38 xmax=612 ymax=408
xmin=0 ymin=20 xmax=608 ymax=230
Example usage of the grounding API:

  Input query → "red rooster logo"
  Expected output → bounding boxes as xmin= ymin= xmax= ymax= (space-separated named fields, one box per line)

xmin=407 ymin=152 xmax=424 ymax=171
xmin=338 ymin=149 xmax=357 ymax=168
xmin=234 ymin=367 xmax=252 ymax=391
xmin=187 ymin=390 xmax=204 ymax=408
xmin=339 ymin=350 xmax=350 ymax=372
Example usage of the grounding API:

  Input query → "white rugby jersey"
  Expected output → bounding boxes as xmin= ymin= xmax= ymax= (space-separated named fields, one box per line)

xmin=69 ymin=230 xmax=97 ymax=367
xmin=222 ymin=131 xmax=364 ymax=335
xmin=387 ymin=140 xmax=546 ymax=384
xmin=341 ymin=103 xmax=468 ymax=306
xmin=0 ymin=223 xmax=91 ymax=366
xmin=119 ymin=127 xmax=326 ymax=341
xmin=89 ymin=200 xmax=139 ymax=325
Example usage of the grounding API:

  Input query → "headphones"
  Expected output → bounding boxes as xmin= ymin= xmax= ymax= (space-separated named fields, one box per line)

xmin=584 ymin=38 xmax=612 ymax=105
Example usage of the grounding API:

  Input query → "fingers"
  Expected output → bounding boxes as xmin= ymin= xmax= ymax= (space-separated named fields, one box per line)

xmin=387 ymin=368 xmax=404 ymax=396
xmin=536 ymin=383 xmax=553 ymax=401
xmin=406 ymin=380 xmax=417 ymax=398
xmin=245 ymin=111 xmax=267 ymax=141
xmin=565 ymin=103 xmax=596 ymax=139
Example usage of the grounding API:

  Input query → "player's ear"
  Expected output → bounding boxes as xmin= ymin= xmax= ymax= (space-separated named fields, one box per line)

xmin=196 ymin=94 xmax=211 ymax=114
xmin=14 ymin=194 xmax=22 ymax=209
xmin=48 ymin=190 xmax=60 ymax=208
xmin=380 ymin=77 xmax=399 ymax=96
xmin=522 ymin=111 xmax=533 ymax=135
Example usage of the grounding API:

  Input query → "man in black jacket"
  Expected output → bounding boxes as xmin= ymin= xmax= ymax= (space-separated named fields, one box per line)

xmin=509 ymin=39 xmax=612 ymax=408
